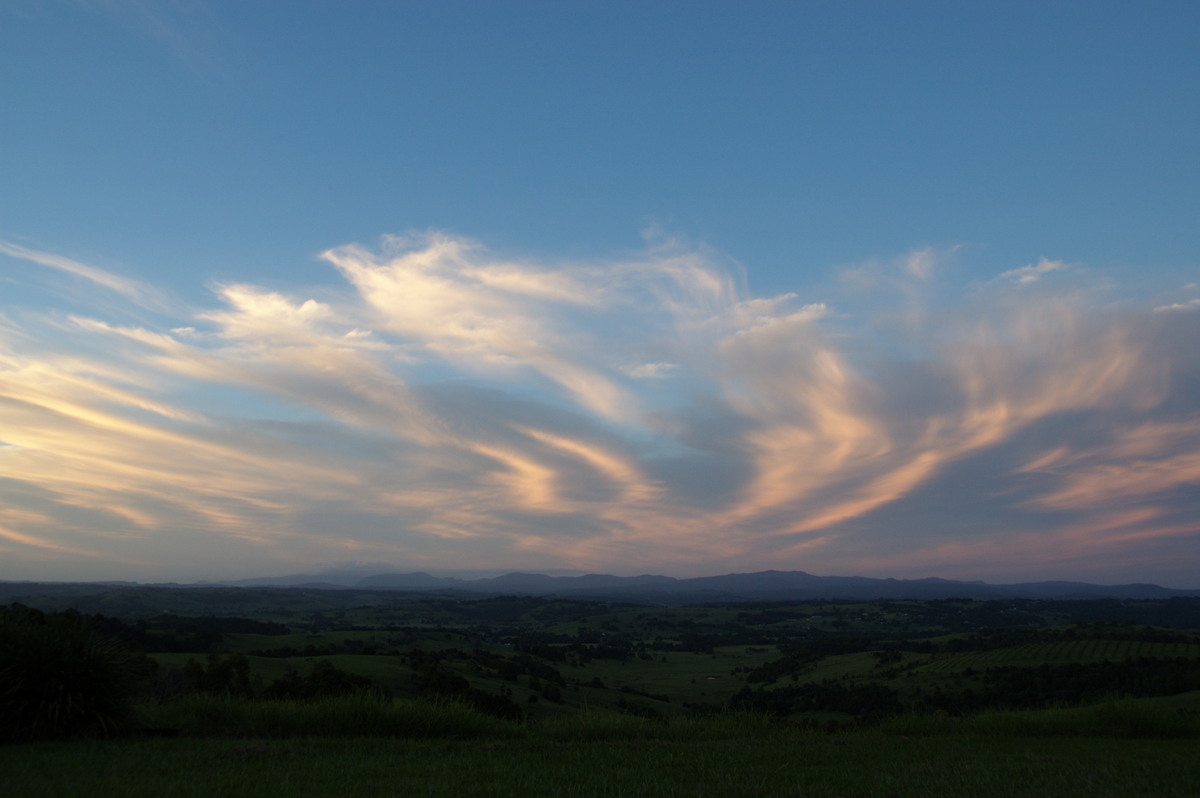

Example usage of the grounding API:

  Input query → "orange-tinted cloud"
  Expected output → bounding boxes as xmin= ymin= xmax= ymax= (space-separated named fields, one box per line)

xmin=1 ymin=235 xmax=1196 ymax=585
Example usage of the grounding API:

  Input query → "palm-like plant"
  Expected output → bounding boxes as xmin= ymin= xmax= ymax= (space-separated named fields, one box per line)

xmin=0 ymin=605 xmax=137 ymax=742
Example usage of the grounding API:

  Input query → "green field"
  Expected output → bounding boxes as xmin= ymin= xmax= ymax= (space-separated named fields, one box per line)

xmin=5 ymin=727 xmax=1199 ymax=798
xmin=5 ymin=590 xmax=1200 ymax=796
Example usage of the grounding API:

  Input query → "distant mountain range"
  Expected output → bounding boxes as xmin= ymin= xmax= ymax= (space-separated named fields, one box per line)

xmin=220 ymin=569 xmax=1200 ymax=603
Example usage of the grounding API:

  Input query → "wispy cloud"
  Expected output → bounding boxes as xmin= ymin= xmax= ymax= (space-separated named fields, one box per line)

xmin=1154 ymin=298 xmax=1200 ymax=312
xmin=0 ymin=240 xmax=164 ymax=310
xmin=74 ymin=0 xmax=224 ymax=80
xmin=1 ymin=233 xmax=1196 ymax=584
xmin=998 ymin=257 xmax=1067 ymax=284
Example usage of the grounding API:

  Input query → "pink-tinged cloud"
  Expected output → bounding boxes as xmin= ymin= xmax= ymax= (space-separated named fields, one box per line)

xmin=0 ymin=234 xmax=1197 ymax=585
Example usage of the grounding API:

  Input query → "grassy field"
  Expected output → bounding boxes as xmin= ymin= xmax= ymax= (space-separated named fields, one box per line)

xmin=5 ymin=729 xmax=1199 ymax=797
xmin=9 ymin=694 xmax=1197 ymax=798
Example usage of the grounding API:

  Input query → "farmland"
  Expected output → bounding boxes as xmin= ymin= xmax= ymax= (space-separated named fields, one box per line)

xmin=5 ymin=585 xmax=1200 ymax=722
xmin=4 ymin=587 xmax=1200 ymax=796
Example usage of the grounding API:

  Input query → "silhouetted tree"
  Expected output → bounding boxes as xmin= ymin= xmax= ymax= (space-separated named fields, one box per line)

xmin=0 ymin=604 xmax=143 ymax=742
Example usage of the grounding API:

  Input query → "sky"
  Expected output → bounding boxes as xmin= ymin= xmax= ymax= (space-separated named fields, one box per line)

xmin=2 ymin=1 xmax=1199 ymax=587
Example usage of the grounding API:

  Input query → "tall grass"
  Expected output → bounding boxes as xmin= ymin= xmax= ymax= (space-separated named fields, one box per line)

xmin=142 ymin=692 xmax=1200 ymax=743
xmin=138 ymin=695 xmax=784 ymax=743
xmin=879 ymin=695 xmax=1200 ymax=739
xmin=8 ymin=733 xmax=1200 ymax=798
xmin=138 ymin=694 xmax=516 ymax=739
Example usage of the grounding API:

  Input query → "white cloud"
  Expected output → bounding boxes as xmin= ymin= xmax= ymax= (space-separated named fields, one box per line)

xmin=904 ymin=247 xmax=936 ymax=280
xmin=0 ymin=239 xmax=162 ymax=308
xmin=1153 ymin=298 xmax=1200 ymax=312
xmin=626 ymin=362 xmax=679 ymax=379
xmin=998 ymin=257 xmax=1067 ymax=284
xmin=1 ymin=233 xmax=1197 ymax=582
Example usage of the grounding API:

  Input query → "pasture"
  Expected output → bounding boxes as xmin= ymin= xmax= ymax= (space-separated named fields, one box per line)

xmin=5 ymin=591 xmax=1200 ymax=796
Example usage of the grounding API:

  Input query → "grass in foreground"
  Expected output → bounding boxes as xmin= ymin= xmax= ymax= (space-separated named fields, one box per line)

xmin=7 ymin=695 xmax=1200 ymax=797
xmin=4 ymin=733 xmax=1199 ymax=798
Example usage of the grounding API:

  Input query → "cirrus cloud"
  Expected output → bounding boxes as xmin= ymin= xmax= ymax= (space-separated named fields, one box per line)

xmin=0 ymin=233 xmax=1197 ymax=585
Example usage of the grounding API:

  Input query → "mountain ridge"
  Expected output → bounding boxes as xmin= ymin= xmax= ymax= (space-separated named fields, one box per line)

xmin=218 ymin=569 xmax=1200 ymax=602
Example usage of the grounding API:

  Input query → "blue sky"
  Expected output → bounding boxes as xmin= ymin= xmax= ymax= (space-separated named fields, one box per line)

xmin=2 ymin=1 xmax=1199 ymax=586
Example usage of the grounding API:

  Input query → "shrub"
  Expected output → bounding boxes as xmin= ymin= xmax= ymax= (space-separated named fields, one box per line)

xmin=0 ymin=604 xmax=142 ymax=742
xmin=263 ymin=658 xmax=387 ymax=700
